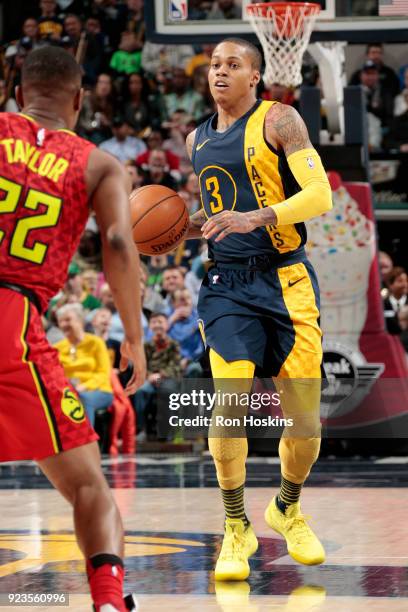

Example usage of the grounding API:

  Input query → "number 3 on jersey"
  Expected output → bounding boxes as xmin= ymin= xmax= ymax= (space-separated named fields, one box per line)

xmin=205 ymin=176 xmax=224 ymax=214
xmin=0 ymin=176 xmax=62 ymax=265
xmin=199 ymin=165 xmax=237 ymax=218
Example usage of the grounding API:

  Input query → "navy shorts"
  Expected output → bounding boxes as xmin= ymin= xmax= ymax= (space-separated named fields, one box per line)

xmin=197 ymin=252 xmax=323 ymax=378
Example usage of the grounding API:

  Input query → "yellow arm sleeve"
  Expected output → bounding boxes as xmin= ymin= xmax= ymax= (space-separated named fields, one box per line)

xmin=272 ymin=148 xmax=332 ymax=226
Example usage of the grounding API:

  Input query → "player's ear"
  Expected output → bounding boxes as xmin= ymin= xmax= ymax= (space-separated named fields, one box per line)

xmin=74 ymin=87 xmax=84 ymax=112
xmin=250 ymin=70 xmax=261 ymax=88
xmin=15 ymin=85 xmax=24 ymax=109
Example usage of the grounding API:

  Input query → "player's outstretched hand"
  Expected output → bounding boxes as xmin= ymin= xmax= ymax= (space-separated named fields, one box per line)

xmin=120 ymin=339 xmax=147 ymax=395
xmin=202 ymin=210 xmax=255 ymax=242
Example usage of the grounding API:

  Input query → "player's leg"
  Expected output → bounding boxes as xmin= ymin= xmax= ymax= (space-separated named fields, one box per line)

xmin=0 ymin=294 xmax=131 ymax=612
xmin=208 ymin=349 xmax=258 ymax=581
xmin=264 ymin=261 xmax=325 ymax=565
xmin=38 ymin=443 xmax=130 ymax=612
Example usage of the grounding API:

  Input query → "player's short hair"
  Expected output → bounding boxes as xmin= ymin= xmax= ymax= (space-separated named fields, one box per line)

xmin=217 ymin=37 xmax=263 ymax=71
xmin=22 ymin=45 xmax=81 ymax=92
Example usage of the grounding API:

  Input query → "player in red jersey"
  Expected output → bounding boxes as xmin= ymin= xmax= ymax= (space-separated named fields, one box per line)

xmin=0 ymin=47 xmax=146 ymax=612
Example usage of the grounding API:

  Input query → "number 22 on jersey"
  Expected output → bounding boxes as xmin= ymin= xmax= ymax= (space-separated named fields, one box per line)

xmin=0 ymin=176 xmax=62 ymax=265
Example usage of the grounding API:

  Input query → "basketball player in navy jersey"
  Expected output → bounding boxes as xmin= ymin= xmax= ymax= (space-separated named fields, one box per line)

xmin=186 ymin=38 xmax=332 ymax=580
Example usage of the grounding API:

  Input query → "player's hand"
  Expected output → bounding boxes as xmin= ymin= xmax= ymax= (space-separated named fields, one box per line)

xmin=202 ymin=211 xmax=256 ymax=242
xmin=120 ymin=339 xmax=147 ymax=395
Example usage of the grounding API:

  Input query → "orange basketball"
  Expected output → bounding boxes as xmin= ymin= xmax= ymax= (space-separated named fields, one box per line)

xmin=129 ymin=185 xmax=189 ymax=255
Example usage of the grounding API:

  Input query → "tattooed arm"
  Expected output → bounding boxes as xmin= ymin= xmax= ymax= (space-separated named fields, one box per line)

xmin=265 ymin=102 xmax=312 ymax=156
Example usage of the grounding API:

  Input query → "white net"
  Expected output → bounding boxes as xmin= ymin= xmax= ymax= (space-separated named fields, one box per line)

xmin=246 ymin=3 xmax=321 ymax=88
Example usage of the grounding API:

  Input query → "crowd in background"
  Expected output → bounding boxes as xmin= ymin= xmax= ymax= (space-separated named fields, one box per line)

xmin=0 ymin=0 xmax=407 ymax=442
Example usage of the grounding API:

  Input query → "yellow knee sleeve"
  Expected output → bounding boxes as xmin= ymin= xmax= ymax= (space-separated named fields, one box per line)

xmin=279 ymin=436 xmax=321 ymax=484
xmin=209 ymin=437 xmax=248 ymax=490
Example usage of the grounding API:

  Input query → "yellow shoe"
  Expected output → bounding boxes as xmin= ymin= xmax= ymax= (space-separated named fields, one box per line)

xmin=265 ymin=497 xmax=325 ymax=565
xmin=284 ymin=585 xmax=326 ymax=611
xmin=215 ymin=518 xmax=258 ymax=581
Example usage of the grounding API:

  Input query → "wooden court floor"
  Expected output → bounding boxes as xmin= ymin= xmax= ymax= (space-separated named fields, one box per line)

xmin=0 ymin=457 xmax=407 ymax=611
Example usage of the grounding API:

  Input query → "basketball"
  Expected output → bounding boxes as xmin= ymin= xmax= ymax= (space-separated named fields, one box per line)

xmin=129 ymin=185 xmax=190 ymax=255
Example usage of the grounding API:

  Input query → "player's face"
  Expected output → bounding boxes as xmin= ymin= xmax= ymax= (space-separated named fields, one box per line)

xmin=209 ymin=43 xmax=259 ymax=106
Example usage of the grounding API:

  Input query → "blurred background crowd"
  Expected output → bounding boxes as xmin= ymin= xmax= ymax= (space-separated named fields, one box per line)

xmin=0 ymin=0 xmax=407 ymax=447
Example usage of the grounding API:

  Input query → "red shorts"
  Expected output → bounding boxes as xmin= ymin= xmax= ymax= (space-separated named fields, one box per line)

xmin=0 ymin=288 xmax=98 ymax=462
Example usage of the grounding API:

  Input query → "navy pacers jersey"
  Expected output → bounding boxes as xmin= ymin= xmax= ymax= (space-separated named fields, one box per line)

xmin=192 ymin=99 xmax=307 ymax=262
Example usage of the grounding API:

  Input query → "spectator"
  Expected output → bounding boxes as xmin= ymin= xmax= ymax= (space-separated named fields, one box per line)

xmin=383 ymin=267 xmax=408 ymax=335
xmin=188 ymin=0 xmax=212 ymax=19
xmin=208 ymin=0 xmax=242 ymax=19
xmin=141 ymin=42 xmax=195 ymax=75
xmin=378 ymin=251 xmax=394 ymax=292
xmin=163 ymin=110 xmax=196 ymax=173
xmin=38 ymin=0 xmax=63 ymax=41
xmin=359 ymin=60 xmax=394 ymax=128
xmin=63 ymin=13 xmax=104 ymax=82
xmin=55 ymin=303 xmax=113 ymax=426
xmin=394 ymin=67 xmax=408 ymax=117
xmin=81 ymin=269 xmax=100 ymax=299
xmin=100 ymin=283 xmax=125 ymax=342
xmin=179 ymin=171 xmax=201 ymax=215
xmin=350 ymin=43 xmax=400 ymax=98
xmin=109 ymin=31 xmax=142 ymax=76
xmin=0 ymin=79 xmax=19 ymax=113
xmin=120 ymin=73 xmax=151 ymax=132
xmin=398 ymin=305 xmax=408 ymax=354
xmin=87 ymin=0 xmax=128 ymax=49
xmin=136 ymin=130 xmax=180 ymax=170
xmin=191 ymin=63 xmax=214 ymax=118
xmin=23 ymin=17 xmax=40 ymax=42
xmin=77 ymin=73 xmax=116 ymax=144
xmin=141 ymin=261 xmax=166 ymax=316
xmin=142 ymin=149 xmax=179 ymax=190
xmin=185 ymin=44 xmax=215 ymax=77
xmin=91 ymin=307 xmax=122 ymax=369
xmin=161 ymin=265 xmax=186 ymax=313
xmin=124 ymin=0 xmax=145 ymax=48
xmin=125 ymin=160 xmax=145 ymax=189
xmin=168 ymin=288 xmax=204 ymax=375
xmin=99 ymin=116 xmax=146 ymax=163
xmin=133 ymin=312 xmax=182 ymax=440
xmin=65 ymin=265 xmax=101 ymax=310
xmin=163 ymin=67 xmax=205 ymax=121
xmin=146 ymin=254 xmax=169 ymax=294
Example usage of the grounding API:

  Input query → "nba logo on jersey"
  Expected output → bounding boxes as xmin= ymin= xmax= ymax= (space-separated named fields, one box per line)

xmin=168 ymin=0 xmax=188 ymax=21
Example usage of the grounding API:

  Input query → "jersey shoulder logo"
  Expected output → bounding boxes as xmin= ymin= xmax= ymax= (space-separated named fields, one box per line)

xmin=196 ymin=138 xmax=211 ymax=151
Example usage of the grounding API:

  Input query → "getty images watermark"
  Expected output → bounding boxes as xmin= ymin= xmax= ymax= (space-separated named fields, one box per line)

xmin=168 ymin=390 xmax=293 ymax=428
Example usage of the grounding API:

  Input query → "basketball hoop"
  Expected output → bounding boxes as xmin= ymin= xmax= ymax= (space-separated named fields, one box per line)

xmin=246 ymin=2 xmax=321 ymax=88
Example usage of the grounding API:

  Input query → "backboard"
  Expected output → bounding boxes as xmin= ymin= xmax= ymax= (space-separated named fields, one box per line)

xmin=146 ymin=1 xmax=408 ymax=43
